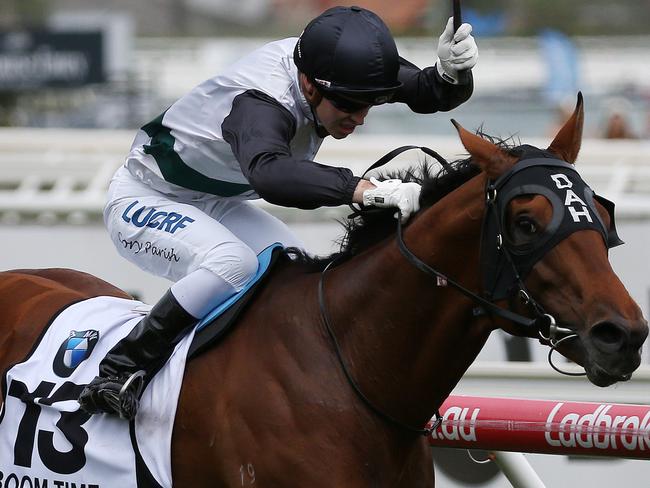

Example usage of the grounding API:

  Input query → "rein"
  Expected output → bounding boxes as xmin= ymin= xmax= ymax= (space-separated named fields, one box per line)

xmin=318 ymin=261 xmax=441 ymax=436
xmin=354 ymin=147 xmax=568 ymax=337
xmin=317 ymin=145 xmax=454 ymax=437
xmin=395 ymin=215 xmax=553 ymax=333
xmin=394 ymin=209 xmax=582 ymax=376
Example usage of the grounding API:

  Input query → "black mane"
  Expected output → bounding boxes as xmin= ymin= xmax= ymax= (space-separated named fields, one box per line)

xmin=286 ymin=133 xmax=521 ymax=270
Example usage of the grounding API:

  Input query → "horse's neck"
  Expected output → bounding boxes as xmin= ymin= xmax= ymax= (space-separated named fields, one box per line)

xmin=326 ymin=174 xmax=493 ymax=425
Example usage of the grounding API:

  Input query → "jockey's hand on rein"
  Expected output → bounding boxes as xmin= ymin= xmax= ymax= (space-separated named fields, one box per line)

xmin=436 ymin=17 xmax=479 ymax=84
xmin=362 ymin=177 xmax=422 ymax=224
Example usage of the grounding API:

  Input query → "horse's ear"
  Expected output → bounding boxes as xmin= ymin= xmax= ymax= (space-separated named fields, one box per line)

xmin=451 ymin=119 xmax=515 ymax=179
xmin=547 ymin=92 xmax=584 ymax=164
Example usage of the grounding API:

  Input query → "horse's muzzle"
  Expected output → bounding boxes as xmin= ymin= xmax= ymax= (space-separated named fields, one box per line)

xmin=584 ymin=318 xmax=648 ymax=386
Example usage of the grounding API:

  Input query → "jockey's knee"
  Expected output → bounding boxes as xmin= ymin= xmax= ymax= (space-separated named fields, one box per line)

xmin=201 ymin=242 xmax=258 ymax=291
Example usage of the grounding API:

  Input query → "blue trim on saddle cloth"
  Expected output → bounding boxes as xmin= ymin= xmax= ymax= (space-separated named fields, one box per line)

xmin=195 ymin=242 xmax=284 ymax=332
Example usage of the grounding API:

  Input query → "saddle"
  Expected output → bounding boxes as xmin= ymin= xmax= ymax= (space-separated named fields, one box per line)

xmin=188 ymin=243 xmax=284 ymax=359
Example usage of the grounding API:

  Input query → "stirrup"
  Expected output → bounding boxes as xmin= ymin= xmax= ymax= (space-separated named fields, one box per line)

xmin=79 ymin=371 xmax=146 ymax=420
xmin=120 ymin=370 xmax=146 ymax=399
xmin=113 ymin=370 xmax=146 ymax=420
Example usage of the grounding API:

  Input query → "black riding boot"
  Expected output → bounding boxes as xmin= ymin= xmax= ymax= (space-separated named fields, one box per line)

xmin=78 ymin=290 xmax=197 ymax=420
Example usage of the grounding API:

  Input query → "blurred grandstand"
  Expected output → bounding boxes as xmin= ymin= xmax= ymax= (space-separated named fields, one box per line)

xmin=0 ymin=0 xmax=649 ymax=134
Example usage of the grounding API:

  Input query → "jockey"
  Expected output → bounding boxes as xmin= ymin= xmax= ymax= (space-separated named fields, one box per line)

xmin=78 ymin=5 xmax=479 ymax=419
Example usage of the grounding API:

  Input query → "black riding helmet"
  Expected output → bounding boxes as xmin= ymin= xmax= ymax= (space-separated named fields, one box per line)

xmin=293 ymin=6 xmax=402 ymax=110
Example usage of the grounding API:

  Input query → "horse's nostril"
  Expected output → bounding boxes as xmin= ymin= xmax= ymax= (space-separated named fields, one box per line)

xmin=590 ymin=321 xmax=627 ymax=352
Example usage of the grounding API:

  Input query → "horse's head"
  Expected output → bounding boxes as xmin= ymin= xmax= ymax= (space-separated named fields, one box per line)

xmin=453 ymin=93 xmax=648 ymax=387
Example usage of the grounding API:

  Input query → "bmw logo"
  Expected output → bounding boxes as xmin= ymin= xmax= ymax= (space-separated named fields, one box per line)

xmin=53 ymin=329 xmax=99 ymax=377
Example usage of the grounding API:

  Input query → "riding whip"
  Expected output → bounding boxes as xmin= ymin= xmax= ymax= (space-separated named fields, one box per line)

xmin=452 ymin=0 xmax=471 ymax=84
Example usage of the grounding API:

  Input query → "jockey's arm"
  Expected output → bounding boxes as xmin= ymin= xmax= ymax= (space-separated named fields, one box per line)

xmin=352 ymin=179 xmax=375 ymax=204
xmin=222 ymin=91 xmax=420 ymax=219
xmin=223 ymin=90 xmax=360 ymax=209
xmin=223 ymin=90 xmax=421 ymax=220
xmin=392 ymin=56 xmax=473 ymax=114
xmin=392 ymin=18 xmax=478 ymax=114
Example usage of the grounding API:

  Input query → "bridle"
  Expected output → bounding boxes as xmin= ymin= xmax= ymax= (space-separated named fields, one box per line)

xmin=318 ymin=146 xmax=623 ymax=436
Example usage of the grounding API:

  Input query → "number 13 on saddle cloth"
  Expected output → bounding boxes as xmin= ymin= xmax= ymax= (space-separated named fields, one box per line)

xmin=0 ymin=296 xmax=192 ymax=488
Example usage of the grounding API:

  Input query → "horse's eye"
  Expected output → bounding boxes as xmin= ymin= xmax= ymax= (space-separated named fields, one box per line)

xmin=516 ymin=217 xmax=537 ymax=235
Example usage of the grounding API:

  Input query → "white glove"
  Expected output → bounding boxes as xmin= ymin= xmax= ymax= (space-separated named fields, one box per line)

xmin=436 ymin=17 xmax=479 ymax=84
xmin=362 ymin=177 xmax=422 ymax=223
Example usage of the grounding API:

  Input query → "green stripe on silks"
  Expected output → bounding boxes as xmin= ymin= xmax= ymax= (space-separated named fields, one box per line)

xmin=141 ymin=113 xmax=253 ymax=197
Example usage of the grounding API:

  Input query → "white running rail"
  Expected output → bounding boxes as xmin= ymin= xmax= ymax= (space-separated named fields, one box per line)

xmin=1 ymin=129 xmax=650 ymax=223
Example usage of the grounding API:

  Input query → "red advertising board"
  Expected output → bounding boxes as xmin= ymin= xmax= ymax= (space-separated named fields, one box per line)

xmin=428 ymin=395 xmax=650 ymax=459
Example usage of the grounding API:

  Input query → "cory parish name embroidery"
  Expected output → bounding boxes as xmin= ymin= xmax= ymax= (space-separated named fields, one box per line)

xmin=118 ymin=233 xmax=180 ymax=262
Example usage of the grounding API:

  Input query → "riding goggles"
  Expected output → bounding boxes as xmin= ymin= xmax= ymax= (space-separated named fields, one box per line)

xmin=316 ymin=84 xmax=396 ymax=113
xmin=325 ymin=93 xmax=372 ymax=113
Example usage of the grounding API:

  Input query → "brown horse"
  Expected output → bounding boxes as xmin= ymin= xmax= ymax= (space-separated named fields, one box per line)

xmin=0 ymin=94 xmax=647 ymax=487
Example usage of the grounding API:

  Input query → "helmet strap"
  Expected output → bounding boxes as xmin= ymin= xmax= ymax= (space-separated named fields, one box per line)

xmin=309 ymin=104 xmax=330 ymax=138
xmin=299 ymin=73 xmax=323 ymax=107
xmin=299 ymin=73 xmax=330 ymax=137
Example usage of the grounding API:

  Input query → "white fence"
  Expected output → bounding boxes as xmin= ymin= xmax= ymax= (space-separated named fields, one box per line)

xmin=1 ymin=128 xmax=650 ymax=221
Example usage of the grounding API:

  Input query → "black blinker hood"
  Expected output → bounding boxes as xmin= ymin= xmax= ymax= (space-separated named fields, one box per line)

xmin=481 ymin=157 xmax=623 ymax=301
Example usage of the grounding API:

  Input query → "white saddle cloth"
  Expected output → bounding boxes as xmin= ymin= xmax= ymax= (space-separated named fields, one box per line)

xmin=0 ymin=296 xmax=195 ymax=488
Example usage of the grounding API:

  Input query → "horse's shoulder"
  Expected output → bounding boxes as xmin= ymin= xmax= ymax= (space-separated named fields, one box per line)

xmin=262 ymin=258 xmax=321 ymax=298
xmin=0 ymin=269 xmax=125 ymax=375
xmin=0 ymin=268 xmax=130 ymax=337
xmin=1 ymin=268 xmax=130 ymax=299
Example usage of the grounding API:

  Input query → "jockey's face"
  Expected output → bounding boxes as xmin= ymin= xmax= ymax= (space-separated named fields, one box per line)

xmin=299 ymin=73 xmax=370 ymax=139
xmin=315 ymin=97 xmax=370 ymax=139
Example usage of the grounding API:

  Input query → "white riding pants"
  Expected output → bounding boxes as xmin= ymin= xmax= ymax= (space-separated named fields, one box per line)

xmin=104 ymin=166 xmax=303 ymax=317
